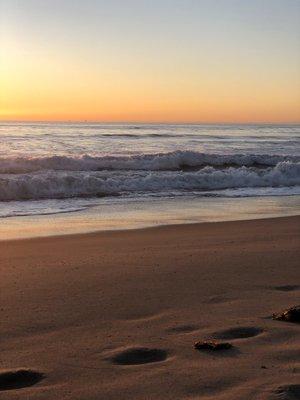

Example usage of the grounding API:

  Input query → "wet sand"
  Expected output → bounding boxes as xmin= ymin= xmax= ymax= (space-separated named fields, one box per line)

xmin=0 ymin=216 xmax=299 ymax=399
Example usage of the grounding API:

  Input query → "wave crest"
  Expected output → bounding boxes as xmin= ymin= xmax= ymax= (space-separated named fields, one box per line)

xmin=0 ymin=151 xmax=298 ymax=174
xmin=1 ymin=161 xmax=299 ymax=201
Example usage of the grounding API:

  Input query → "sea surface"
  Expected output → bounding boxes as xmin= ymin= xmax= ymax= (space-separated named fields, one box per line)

xmin=0 ymin=122 xmax=299 ymax=235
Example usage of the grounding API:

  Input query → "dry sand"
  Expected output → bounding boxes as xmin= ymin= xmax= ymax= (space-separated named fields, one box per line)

xmin=0 ymin=216 xmax=299 ymax=399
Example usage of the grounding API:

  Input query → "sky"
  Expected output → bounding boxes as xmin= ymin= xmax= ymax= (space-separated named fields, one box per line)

xmin=0 ymin=0 xmax=300 ymax=123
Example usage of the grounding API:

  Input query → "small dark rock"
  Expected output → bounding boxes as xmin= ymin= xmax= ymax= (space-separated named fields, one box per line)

xmin=194 ymin=341 xmax=233 ymax=351
xmin=274 ymin=384 xmax=300 ymax=398
xmin=273 ymin=305 xmax=300 ymax=323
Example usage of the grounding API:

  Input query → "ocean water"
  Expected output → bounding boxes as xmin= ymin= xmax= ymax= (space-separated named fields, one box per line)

xmin=0 ymin=122 xmax=299 ymax=222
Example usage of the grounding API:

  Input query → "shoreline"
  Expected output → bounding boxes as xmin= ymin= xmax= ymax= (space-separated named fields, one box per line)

xmin=1 ymin=215 xmax=299 ymax=399
xmin=1 ymin=194 xmax=300 ymax=241
xmin=2 ymin=214 xmax=300 ymax=244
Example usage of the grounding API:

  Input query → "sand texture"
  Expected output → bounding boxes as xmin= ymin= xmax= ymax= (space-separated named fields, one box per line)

xmin=0 ymin=216 xmax=299 ymax=399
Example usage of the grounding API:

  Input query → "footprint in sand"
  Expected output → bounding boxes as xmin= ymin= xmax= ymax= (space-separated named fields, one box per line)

xmin=273 ymin=285 xmax=300 ymax=292
xmin=213 ymin=326 xmax=263 ymax=340
xmin=109 ymin=347 xmax=168 ymax=365
xmin=167 ymin=324 xmax=199 ymax=334
xmin=205 ymin=295 xmax=235 ymax=304
xmin=0 ymin=369 xmax=44 ymax=391
xmin=273 ymin=384 xmax=300 ymax=399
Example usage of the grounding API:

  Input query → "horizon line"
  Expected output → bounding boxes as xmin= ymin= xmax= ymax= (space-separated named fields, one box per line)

xmin=1 ymin=119 xmax=300 ymax=125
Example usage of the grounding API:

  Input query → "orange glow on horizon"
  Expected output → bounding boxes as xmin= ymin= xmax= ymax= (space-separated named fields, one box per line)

xmin=2 ymin=62 xmax=299 ymax=123
xmin=1 ymin=68 xmax=300 ymax=124
xmin=1 ymin=5 xmax=299 ymax=125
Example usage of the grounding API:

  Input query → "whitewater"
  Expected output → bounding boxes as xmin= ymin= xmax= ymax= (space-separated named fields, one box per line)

xmin=0 ymin=122 xmax=299 ymax=218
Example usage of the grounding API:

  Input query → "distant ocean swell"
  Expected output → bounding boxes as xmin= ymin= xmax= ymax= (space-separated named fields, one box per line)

xmin=0 ymin=153 xmax=299 ymax=201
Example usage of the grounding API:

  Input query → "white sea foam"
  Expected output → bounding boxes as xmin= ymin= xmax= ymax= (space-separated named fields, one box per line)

xmin=1 ymin=124 xmax=299 ymax=220
xmin=1 ymin=161 xmax=299 ymax=201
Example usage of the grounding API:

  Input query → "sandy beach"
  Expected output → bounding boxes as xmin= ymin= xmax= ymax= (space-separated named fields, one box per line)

xmin=1 ymin=216 xmax=299 ymax=399
xmin=2 ymin=0 xmax=300 ymax=398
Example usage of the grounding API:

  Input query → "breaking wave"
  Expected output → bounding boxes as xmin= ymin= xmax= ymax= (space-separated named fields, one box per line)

xmin=0 ymin=151 xmax=298 ymax=174
xmin=1 ymin=160 xmax=299 ymax=201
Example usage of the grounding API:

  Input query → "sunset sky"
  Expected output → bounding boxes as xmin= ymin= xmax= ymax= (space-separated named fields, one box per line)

xmin=1 ymin=0 xmax=300 ymax=123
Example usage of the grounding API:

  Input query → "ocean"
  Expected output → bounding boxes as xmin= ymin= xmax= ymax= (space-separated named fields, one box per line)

xmin=0 ymin=122 xmax=299 ymax=237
